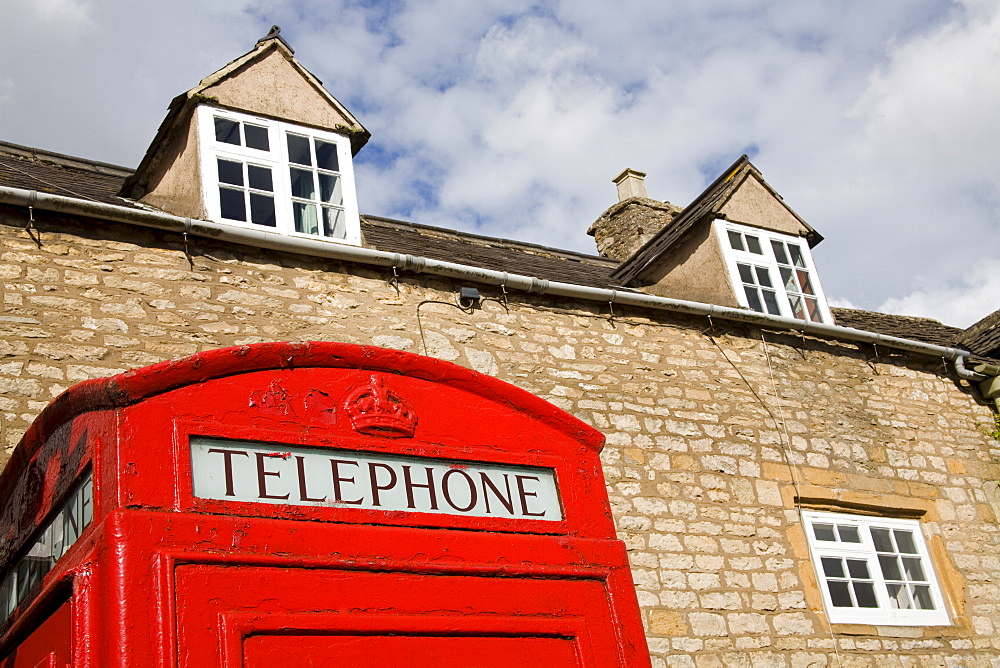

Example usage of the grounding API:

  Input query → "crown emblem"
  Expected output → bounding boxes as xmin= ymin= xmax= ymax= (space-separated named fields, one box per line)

xmin=343 ymin=375 xmax=418 ymax=438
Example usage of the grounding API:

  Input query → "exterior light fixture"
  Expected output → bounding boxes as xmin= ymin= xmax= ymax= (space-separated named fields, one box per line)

xmin=459 ymin=287 xmax=481 ymax=308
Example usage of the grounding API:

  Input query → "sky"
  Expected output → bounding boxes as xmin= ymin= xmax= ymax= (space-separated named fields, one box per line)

xmin=1 ymin=0 xmax=997 ymax=328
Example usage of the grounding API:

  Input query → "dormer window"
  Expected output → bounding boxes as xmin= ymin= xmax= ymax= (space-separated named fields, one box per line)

xmin=717 ymin=220 xmax=832 ymax=323
xmin=196 ymin=105 xmax=360 ymax=245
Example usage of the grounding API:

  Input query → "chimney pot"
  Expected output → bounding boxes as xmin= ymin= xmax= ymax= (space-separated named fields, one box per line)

xmin=613 ymin=168 xmax=648 ymax=201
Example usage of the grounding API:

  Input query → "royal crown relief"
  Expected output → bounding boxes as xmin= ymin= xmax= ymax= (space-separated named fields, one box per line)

xmin=343 ymin=375 xmax=418 ymax=438
xmin=191 ymin=374 xmax=563 ymax=520
xmin=246 ymin=373 xmax=418 ymax=437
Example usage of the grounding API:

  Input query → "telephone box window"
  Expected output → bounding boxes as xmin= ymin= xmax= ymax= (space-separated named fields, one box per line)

xmin=0 ymin=472 xmax=93 ymax=624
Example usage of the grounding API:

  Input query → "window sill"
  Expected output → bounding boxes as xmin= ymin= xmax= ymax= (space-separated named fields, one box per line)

xmin=831 ymin=618 xmax=969 ymax=638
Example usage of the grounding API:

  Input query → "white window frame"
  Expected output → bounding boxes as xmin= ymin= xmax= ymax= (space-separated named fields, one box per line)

xmin=196 ymin=105 xmax=361 ymax=246
xmin=801 ymin=510 xmax=950 ymax=626
xmin=715 ymin=220 xmax=833 ymax=323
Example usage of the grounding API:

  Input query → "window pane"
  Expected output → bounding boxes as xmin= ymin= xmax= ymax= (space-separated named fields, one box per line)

xmin=244 ymin=124 xmax=270 ymax=151
xmin=290 ymin=167 xmax=316 ymax=199
xmin=780 ymin=267 xmax=796 ymax=292
xmin=871 ymin=528 xmax=894 ymax=553
xmin=827 ymin=581 xmax=853 ymax=607
xmin=822 ymin=557 xmax=845 ymax=578
xmin=16 ymin=561 xmax=31 ymax=601
xmin=746 ymin=235 xmax=762 ymax=254
xmin=911 ymin=585 xmax=934 ymax=610
xmin=887 ymin=583 xmax=912 ymax=609
xmin=789 ymin=244 xmax=806 ymax=268
xmin=771 ymin=240 xmax=789 ymax=264
xmin=846 ymin=559 xmax=870 ymax=579
xmin=902 ymin=557 xmax=926 ymax=581
xmin=838 ymin=526 xmax=861 ymax=543
xmin=728 ymin=230 xmax=744 ymax=251
xmin=744 ymin=287 xmax=763 ymax=313
xmin=319 ymin=173 xmax=343 ymax=205
xmin=805 ymin=298 xmax=821 ymax=322
xmin=323 ymin=207 xmax=346 ymax=239
xmin=879 ymin=555 xmax=903 ymax=581
xmin=315 ymin=140 xmax=339 ymax=171
xmin=217 ymin=159 xmax=243 ymax=186
xmin=0 ymin=577 xmax=10 ymax=618
xmin=248 ymin=165 xmax=273 ymax=192
xmin=738 ymin=264 xmax=755 ymax=284
xmin=214 ymin=117 xmax=241 ymax=145
xmin=287 ymin=133 xmax=312 ymax=165
xmin=813 ymin=523 xmax=836 ymax=541
xmin=788 ymin=294 xmax=805 ymax=319
xmin=761 ymin=290 xmax=781 ymax=316
xmin=293 ymin=202 xmax=319 ymax=235
xmin=219 ymin=188 xmax=246 ymax=221
xmin=249 ymin=194 xmax=276 ymax=227
xmin=755 ymin=266 xmax=773 ymax=288
xmin=894 ymin=531 xmax=918 ymax=554
xmin=853 ymin=582 xmax=878 ymax=608
xmin=797 ymin=270 xmax=815 ymax=295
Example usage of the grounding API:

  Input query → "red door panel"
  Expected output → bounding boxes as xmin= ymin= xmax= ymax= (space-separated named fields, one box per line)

xmin=244 ymin=635 xmax=578 ymax=667
xmin=0 ymin=600 xmax=71 ymax=668
xmin=174 ymin=565 xmax=620 ymax=667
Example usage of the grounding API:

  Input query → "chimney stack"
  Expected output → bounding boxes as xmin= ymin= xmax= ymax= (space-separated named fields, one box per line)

xmin=588 ymin=168 xmax=683 ymax=261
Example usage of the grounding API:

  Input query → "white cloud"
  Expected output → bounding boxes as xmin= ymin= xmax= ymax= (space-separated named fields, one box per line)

xmin=0 ymin=0 xmax=995 ymax=327
xmin=31 ymin=0 xmax=92 ymax=24
xmin=878 ymin=259 xmax=1000 ymax=327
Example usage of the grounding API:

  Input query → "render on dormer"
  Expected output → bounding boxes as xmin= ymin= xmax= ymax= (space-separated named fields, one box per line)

xmin=120 ymin=26 xmax=370 ymax=246
xmin=606 ymin=156 xmax=834 ymax=323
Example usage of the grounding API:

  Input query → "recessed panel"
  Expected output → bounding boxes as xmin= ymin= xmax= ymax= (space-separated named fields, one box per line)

xmin=244 ymin=635 xmax=577 ymax=667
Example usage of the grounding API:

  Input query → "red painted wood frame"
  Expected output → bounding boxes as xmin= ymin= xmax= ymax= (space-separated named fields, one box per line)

xmin=0 ymin=342 xmax=650 ymax=667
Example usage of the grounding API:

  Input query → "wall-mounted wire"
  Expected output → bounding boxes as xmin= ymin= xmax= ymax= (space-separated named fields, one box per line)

xmin=415 ymin=298 xmax=478 ymax=356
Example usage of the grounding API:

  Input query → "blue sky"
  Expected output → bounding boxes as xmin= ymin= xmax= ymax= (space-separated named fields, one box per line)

xmin=2 ymin=0 xmax=998 ymax=326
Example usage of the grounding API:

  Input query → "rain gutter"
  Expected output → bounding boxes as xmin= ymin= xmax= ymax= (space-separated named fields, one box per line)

xmin=0 ymin=186 xmax=985 ymax=382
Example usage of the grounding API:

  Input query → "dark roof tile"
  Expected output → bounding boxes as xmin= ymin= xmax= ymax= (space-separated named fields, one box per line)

xmin=362 ymin=216 xmax=620 ymax=289
xmin=0 ymin=140 xmax=136 ymax=208
xmin=957 ymin=308 xmax=1000 ymax=359
xmin=832 ymin=308 xmax=964 ymax=349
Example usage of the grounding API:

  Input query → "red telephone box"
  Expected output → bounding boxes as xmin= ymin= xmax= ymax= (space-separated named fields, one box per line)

xmin=0 ymin=342 xmax=649 ymax=667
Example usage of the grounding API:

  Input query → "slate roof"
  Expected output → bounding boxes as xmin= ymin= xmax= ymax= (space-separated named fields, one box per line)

xmin=0 ymin=139 xmax=995 ymax=360
xmin=0 ymin=140 xmax=137 ymax=208
xmin=958 ymin=308 xmax=1000 ymax=360
xmin=830 ymin=308 xmax=965 ymax=350
xmin=362 ymin=216 xmax=619 ymax=290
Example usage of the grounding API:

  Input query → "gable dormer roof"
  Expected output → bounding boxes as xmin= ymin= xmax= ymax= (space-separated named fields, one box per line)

xmin=611 ymin=155 xmax=822 ymax=285
xmin=120 ymin=26 xmax=369 ymax=201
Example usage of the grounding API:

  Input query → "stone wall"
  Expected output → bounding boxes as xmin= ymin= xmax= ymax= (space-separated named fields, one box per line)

xmin=2 ymin=206 xmax=999 ymax=666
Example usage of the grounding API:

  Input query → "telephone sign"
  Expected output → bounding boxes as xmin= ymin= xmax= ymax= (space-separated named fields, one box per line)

xmin=191 ymin=436 xmax=563 ymax=520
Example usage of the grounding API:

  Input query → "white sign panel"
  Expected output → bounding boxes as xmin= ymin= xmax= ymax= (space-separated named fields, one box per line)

xmin=190 ymin=437 xmax=563 ymax=521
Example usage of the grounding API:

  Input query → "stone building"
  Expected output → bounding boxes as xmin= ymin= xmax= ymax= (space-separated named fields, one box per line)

xmin=1 ymin=29 xmax=999 ymax=666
